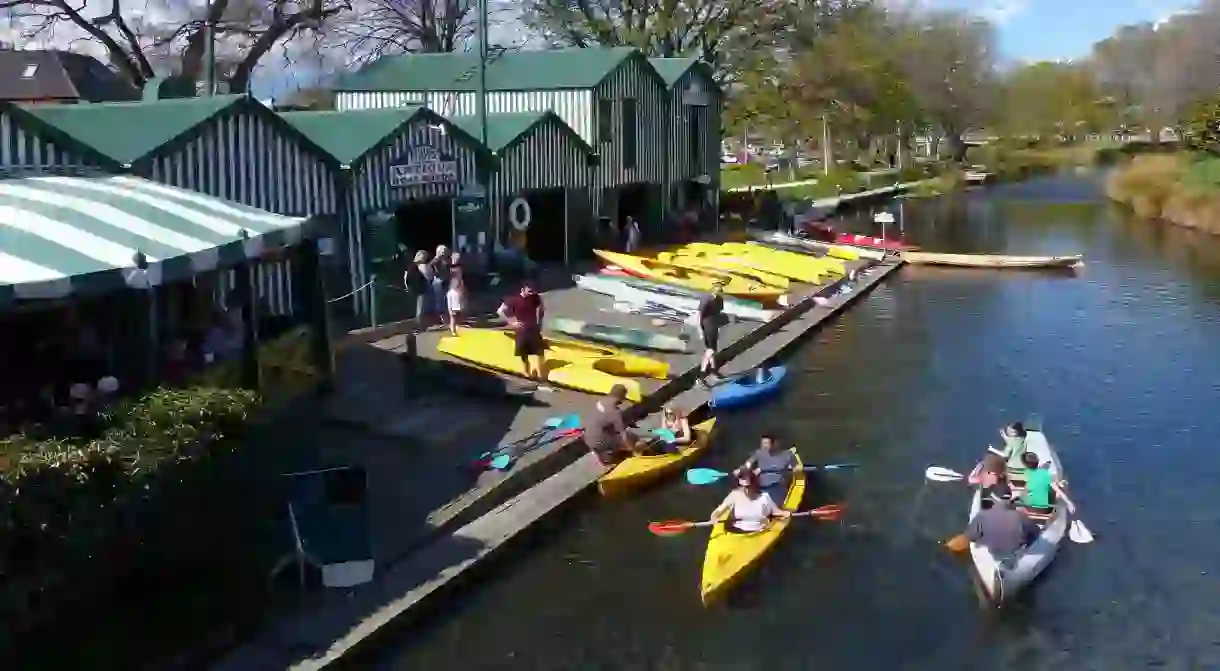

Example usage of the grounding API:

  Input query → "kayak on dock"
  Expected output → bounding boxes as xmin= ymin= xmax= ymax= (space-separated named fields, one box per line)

xmin=709 ymin=365 xmax=788 ymax=410
xmin=747 ymin=229 xmax=887 ymax=262
xmin=546 ymin=317 xmax=690 ymax=353
xmin=575 ymin=273 xmax=781 ymax=323
xmin=594 ymin=250 xmax=789 ymax=305
xmin=902 ymin=251 xmax=1084 ymax=270
xmin=801 ymin=221 xmax=916 ymax=251
xmin=598 ymin=418 xmax=718 ymax=497
xmin=655 ymin=251 xmax=792 ymax=289
xmin=677 ymin=242 xmax=829 ymax=284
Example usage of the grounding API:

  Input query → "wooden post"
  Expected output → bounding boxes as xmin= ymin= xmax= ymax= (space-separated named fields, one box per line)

xmin=298 ymin=235 xmax=335 ymax=392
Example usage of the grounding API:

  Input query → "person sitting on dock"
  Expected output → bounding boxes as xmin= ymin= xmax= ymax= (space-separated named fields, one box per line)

xmin=1018 ymin=451 xmax=1073 ymax=514
xmin=966 ymin=490 xmax=1040 ymax=560
xmin=739 ymin=434 xmax=797 ymax=502
xmin=709 ymin=470 xmax=792 ymax=533
xmin=585 ymin=384 xmax=641 ymax=465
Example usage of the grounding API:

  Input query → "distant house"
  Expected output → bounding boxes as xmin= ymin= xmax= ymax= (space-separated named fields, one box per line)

xmin=0 ymin=49 xmax=139 ymax=104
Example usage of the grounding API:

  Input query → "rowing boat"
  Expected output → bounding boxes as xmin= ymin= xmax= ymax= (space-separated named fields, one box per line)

xmin=835 ymin=232 xmax=916 ymax=251
xmin=700 ymin=450 xmax=806 ymax=606
xmin=968 ymin=421 xmax=1068 ymax=605
xmin=575 ymin=273 xmax=781 ymax=323
xmin=546 ymin=317 xmax=690 ymax=353
xmin=655 ymin=251 xmax=792 ymax=289
xmin=598 ymin=418 xmax=718 ymax=497
xmin=676 ymin=243 xmax=828 ymax=284
xmin=594 ymin=250 xmax=788 ymax=305
xmin=902 ymin=251 xmax=1084 ymax=269
xmin=747 ymin=229 xmax=887 ymax=262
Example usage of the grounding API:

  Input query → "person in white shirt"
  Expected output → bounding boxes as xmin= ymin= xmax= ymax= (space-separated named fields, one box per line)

xmin=708 ymin=470 xmax=792 ymax=533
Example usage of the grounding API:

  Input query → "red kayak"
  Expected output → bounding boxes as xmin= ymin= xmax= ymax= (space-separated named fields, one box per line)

xmin=834 ymin=233 xmax=916 ymax=251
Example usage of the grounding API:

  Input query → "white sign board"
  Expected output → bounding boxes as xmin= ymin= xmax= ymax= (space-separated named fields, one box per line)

xmin=389 ymin=145 xmax=458 ymax=187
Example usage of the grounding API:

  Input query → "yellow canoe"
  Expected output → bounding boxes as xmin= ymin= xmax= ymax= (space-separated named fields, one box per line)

xmin=654 ymin=252 xmax=790 ymax=290
xmin=733 ymin=242 xmax=847 ymax=276
xmin=700 ymin=450 xmax=806 ymax=606
xmin=594 ymin=250 xmax=788 ymax=304
xmin=436 ymin=328 xmax=668 ymax=400
xmin=598 ymin=418 xmax=717 ymax=497
xmin=676 ymin=243 xmax=826 ymax=284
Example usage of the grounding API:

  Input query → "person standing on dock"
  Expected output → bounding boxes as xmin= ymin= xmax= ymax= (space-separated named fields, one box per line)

xmin=498 ymin=282 xmax=547 ymax=388
xmin=625 ymin=216 xmax=642 ymax=253
xmin=696 ymin=284 xmax=726 ymax=386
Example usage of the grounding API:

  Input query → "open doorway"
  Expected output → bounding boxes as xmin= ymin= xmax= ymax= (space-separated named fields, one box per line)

xmin=395 ymin=197 xmax=453 ymax=256
xmin=521 ymin=188 xmax=566 ymax=263
xmin=616 ymin=182 xmax=652 ymax=243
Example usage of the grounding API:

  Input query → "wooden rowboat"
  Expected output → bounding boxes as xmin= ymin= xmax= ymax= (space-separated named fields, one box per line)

xmin=902 ymin=251 xmax=1083 ymax=269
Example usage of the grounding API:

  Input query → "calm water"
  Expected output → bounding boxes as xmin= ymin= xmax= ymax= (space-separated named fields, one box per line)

xmin=376 ymin=173 xmax=1220 ymax=670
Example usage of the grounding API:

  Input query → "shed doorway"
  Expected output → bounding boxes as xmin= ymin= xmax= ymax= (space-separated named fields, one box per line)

xmin=518 ymin=188 xmax=567 ymax=263
xmin=395 ymin=196 xmax=454 ymax=256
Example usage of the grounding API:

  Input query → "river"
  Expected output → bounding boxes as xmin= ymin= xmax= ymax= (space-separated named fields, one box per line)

xmin=374 ymin=173 xmax=1220 ymax=670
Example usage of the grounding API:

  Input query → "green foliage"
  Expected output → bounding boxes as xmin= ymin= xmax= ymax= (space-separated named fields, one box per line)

xmin=1181 ymin=96 xmax=1220 ymax=155
xmin=996 ymin=61 xmax=1111 ymax=138
xmin=1182 ymin=153 xmax=1220 ymax=189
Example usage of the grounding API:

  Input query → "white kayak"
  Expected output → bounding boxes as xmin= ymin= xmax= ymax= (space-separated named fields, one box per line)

xmin=574 ymin=274 xmax=779 ymax=323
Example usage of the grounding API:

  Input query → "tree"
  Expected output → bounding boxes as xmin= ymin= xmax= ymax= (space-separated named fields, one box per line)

xmin=997 ymin=61 xmax=1109 ymax=140
xmin=331 ymin=0 xmax=514 ymax=64
xmin=0 ymin=0 xmax=352 ymax=92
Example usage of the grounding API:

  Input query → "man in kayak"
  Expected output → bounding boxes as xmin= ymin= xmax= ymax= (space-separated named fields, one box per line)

xmin=497 ymin=282 xmax=547 ymax=388
xmin=1018 ymin=451 xmax=1073 ymax=514
xmin=708 ymin=470 xmax=792 ymax=533
xmin=585 ymin=384 xmax=641 ymax=465
xmin=966 ymin=490 xmax=1041 ymax=561
xmin=738 ymin=434 xmax=797 ymax=502
xmin=696 ymin=284 xmax=726 ymax=387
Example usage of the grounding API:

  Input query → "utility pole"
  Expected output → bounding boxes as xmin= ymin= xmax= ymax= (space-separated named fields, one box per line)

xmin=203 ymin=14 xmax=216 ymax=97
xmin=476 ymin=0 xmax=489 ymax=147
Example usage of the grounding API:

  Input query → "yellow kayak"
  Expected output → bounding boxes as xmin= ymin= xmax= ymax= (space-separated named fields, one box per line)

xmin=594 ymin=250 xmax=788 ymax=305
xmin=700 ymin=450 xmax=806 ymax=606
xmin=723 ymin=242 xmax=847 ymax=277
xmin=676 ymin=243 xmax=826 ymax=284
xmin=598 ymin=418 xmax=717 ymax=497
xmin=436 ymin=328 xmax=668 ymax=400
xmin=654 ymin=252 xmax=790 ymax=290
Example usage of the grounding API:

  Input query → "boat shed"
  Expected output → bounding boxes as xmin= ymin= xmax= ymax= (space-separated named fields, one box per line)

xmin=0 ymin=102 xmax=112 ymax=170
xmin=17 ymin=95 xmax=338 ymax=315
xmin=649 ymin=58 xmax=722 ymax=225
xmin=448 ymin=111 xmax=594 ymax=263
xmin=278 ymin=107 xmax=489 ymax=315
xmin=334 ymin=47 xmax=670 ymax=242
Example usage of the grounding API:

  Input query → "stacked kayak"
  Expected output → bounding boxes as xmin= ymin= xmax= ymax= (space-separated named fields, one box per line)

xmin=673 ymin=243 xmax=826 ymax=284
xmin=710 ymin=365 xmax=788 ymax=410
xmin=594 ymin=250 xmax=788 ymax=305
xmin=575 ymin=273 xmax=780 ymax=323
xmin=747 ymin=229 xmax=886 ymax=262
xmin=836 ymin=232 xmax=915 ymax=251
xmin=598 ymin=418 xmax=718 ymax=497
xmin=701 ymin=450 xmax=807 ymax=605
xmin=736 ymin=242 xmax=848 ymax=276
xmin=436 ymin=328 xmax=668 ymax=400
xmin=655 ymin=251 xmax=792 ymax=289
xmin=546 ymin=317 xmax=689 ymax=353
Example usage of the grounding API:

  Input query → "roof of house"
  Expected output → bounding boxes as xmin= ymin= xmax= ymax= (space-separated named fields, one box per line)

xmin=19 ymin=95 xmax=246 ymax=165
xmin=648 ymin=57 xmax=719 ymax=92
xmin=336 ymin=47 xmax=660 ymax=92
xmin=0 ymin=49 xmax=139 ymax=102
xmin=447 ymin=111 xmax=593 ymax=155
xmin=278 ymin=107 xmax=489 ymax=167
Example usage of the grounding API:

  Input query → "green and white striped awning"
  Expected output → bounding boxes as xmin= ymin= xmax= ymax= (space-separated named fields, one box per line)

xmin=0 ymin=174 xmax=308 ymax=303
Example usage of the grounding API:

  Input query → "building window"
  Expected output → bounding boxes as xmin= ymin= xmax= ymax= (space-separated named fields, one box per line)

xmin=598 ymin=99 xmax=613 ymax=144
xmin=622 ymin=98 xmax=637 ymax=169
xmin=689 ymin=113 xmax=703 ymax=167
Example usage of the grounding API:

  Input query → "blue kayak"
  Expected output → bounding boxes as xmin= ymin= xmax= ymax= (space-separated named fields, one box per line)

xmin=709 ymin=365 xmax=788 ymax=410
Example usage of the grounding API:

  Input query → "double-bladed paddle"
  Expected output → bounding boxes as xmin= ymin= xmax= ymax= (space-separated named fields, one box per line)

xmin=469 ymin=414 xmax=581 ymax=470
xmin=648 ymin=503 xmax=845 ymax=537
xmin=685 ymin=462 xmax=860 ymax=486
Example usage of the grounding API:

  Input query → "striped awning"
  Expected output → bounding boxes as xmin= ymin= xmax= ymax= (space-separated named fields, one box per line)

xmin=0 ymin=174 xmax=308 ymax=303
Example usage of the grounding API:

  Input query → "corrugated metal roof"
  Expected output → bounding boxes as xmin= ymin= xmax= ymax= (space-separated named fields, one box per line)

xmin=0 ymin=174 xmax=306 ymax=301
xmin=648 ymin=57 xmax=719 ymax=92
xmin=20 ymin=95 xmax=245 ymax=165
xmin=337 ymin=47 xmax=648 ymax=92
xmin=447 ymin=110 xmax=593 ymax=155
xmin=279 ymin=107 xmax=490 ymax=167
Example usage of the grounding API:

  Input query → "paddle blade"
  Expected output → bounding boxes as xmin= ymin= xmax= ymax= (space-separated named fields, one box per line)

xmin=926 ymin=466 xmax=965 ymax=482
xmin=819 ymin=462 xmax=860 ymax=471
xmin=542 ymin=415 xmax=564 ymax=429
xmin=556 ymin=414 xmax=582 ymax=430
xmin=648 ymin=520 xmax=695 ymax=537
xmin=807 ymin=503 xmax=845 ymax=521
xmin=1069 ymin=520 xmax=1095 ymax=544
xmin=945 ymin=533 xmax=971 ymax=552
xmin=685 ymin=468 xmax=729 ymax=486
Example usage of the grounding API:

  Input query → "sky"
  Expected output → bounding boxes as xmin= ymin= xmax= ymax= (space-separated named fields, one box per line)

xmin=926 ymin=0 xmax=1195 ymax=62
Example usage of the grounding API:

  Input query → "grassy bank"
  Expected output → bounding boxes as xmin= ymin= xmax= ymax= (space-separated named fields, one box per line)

xmin=1106 ymin=153 xmax=1220 ymax=235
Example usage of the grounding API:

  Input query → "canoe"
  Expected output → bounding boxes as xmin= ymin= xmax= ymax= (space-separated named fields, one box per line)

xmin=836 ymin=232 xmax=916 ymax=251
xmin=594 ymin=250 xmax=789 ymax=305
xmin=576 ymin=273 xmax=781 ymax=323
xmin=701 ymin=450 xmax=807 ymax=606
xmin=598 ymin=418 xmax=718 ymax=497
xmin=967 ymin=422 xmax=1069 ymax=605
xmin=436 ymin=328 xmax=668 ymax=400
xmin=902 ymin=251 xmax=1084 ymax=269
xmin=655 ymin=251 xmax=792 ymax=289
xmin=747 ymin=229 xmax=887 ymax=262
xmin=546 ymin=316 xmax=690 ymax=353
xmin=674 ymin=243 xmax=826 ymax=284
xmin=710 ymin=365 xmax=788 ymax=410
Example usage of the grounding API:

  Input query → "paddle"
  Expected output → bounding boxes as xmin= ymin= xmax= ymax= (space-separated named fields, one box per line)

xmin=648 ymin=503 xmax=846 ymax=537
xmin=470 ymin=414 xmax=580 ymax=469
xmin=686 ymin=463 xmax=860 ymax=486
xmin=488 ymin=426 xmax=584 ymax=470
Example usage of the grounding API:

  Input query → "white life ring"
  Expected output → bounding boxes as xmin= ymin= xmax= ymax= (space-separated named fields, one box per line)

xmin=509 ymin=198 xmax=532 ymax=231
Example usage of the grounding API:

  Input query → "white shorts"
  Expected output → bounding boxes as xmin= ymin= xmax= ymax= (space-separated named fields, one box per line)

xmin=446 ymin=289 xmax=465 ymax=312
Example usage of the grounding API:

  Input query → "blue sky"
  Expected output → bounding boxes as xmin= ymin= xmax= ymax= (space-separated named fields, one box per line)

xmin=927 ymin=0 xmax=1194 ymax=62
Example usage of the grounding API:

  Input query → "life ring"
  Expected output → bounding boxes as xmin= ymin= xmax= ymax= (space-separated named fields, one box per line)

xmin=509 ymin=198 xmax=531 ymax=231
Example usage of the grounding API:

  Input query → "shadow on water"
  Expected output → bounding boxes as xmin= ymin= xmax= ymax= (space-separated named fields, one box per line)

xmin=372 ymin=172 xmax=1220 ymax=670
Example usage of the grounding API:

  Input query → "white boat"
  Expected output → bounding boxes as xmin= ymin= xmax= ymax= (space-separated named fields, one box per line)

xmin=747 ymin=229 xmax=887 ymax=262
xmin=967 ymin=421 xmax=1069 ymax=605
xmin=574 ymin=274 xmax=779 ymax=323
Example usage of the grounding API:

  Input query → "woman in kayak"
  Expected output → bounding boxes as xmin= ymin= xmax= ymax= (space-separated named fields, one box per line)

xmin=708 ymin=470 xmax=792 ymax=533
xmin=658 ymin=404 xmax=693 ymax=448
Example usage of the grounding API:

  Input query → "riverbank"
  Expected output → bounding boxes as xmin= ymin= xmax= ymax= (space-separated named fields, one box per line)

xmin=213 ymin=252 xmax=905 ymax=669
xmin=1106 ymin=153 xmax=1220 ymax=235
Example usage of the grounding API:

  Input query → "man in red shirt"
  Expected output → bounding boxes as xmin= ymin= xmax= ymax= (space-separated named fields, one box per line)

xmin=496 ymin=282 xmax=546 ymax=384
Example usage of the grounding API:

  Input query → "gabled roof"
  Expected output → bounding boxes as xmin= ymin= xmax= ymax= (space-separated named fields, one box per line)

xmin=278 ymin=107 xmax=490 ymax=168
xmin=0 ymin=49 xmax=139 ymax=102
xmin=337 ymin=47 xmax=664 ymax=92
xmin=648 ymin=57 xmax=720 ymax=94
xmin=20 ymin=95 xmax=245 ymax=166
xmin=447 ymin=111 xmax=593 ymax=156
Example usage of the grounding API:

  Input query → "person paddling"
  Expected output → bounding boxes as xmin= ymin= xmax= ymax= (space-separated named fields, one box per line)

xmin=1018 ymin=451 xmax=1073 ymax=514
xmin=708 ymin=470 xmax=792 ymax=533
xmin=738 ymin=433 xmax=796 ymax=502
xmin=965 ymin=490 xmax=1040 ymax=562
xmin=968 ymin=446 xmax=1011 ymax=500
